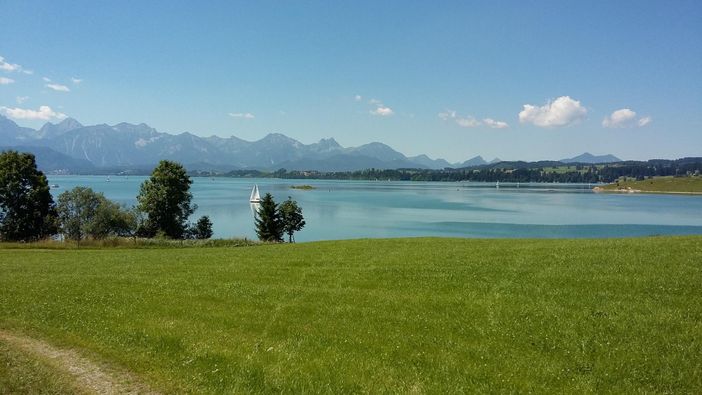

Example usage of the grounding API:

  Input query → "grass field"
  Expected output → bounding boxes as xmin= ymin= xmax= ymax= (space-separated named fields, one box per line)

xmin=0 ymin=340 xmax=79 ymax=394
xmin=597 ymin=175 xmax=702 ymax=194
xmin=1 ymin=237 xmax=701 ymax=393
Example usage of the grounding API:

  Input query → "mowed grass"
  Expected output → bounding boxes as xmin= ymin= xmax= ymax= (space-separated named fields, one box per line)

xmin=1 ymin=237 xmax=701 ymax=393
xmin=600 ymin=175 xmax=702 ymax=193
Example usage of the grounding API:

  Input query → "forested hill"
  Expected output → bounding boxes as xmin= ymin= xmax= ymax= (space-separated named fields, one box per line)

xmin=211 ymin=157 xmax=702 ymax=183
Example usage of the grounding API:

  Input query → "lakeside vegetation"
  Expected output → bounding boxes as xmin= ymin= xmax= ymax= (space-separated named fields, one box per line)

xmin=1 ymin=236 xmax=701 ymax=393
xmin=207 ymin=157 xmax=702 ymax=183
xmin=290 ymin=184 xmax=316 ymax=190
xmin=1 ymin=151 xmax=306 ymax=245
xmin=596 ymin=175 xmax=702 ymax=194
xmin=0 ymin=237 xmax=258 ymax=250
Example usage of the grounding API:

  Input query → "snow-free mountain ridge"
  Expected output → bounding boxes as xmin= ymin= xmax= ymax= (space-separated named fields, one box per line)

xmin=0 ymin=116 xmax=621 ymax=172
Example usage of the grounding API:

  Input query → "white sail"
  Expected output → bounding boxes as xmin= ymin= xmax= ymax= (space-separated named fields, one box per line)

xmin=249 ymin=184 xmax=261 ymax=202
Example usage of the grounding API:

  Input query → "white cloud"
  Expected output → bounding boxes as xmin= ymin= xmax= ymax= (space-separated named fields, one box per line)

xmin=370 ymin=106 xmax=394 ymax=116
xmin=456 ymin=116 xmax=481 ymax=128
xmin=602 ymin=108 xmax=652 ymax=128
xmin=0 ymin=105 xmax=67 ymax=121
xmin=483 ymin=118 xmax=509 ymax=129
xmin=23 ymin=69 xmax=33 ymax=75
xmin=0 ymin=77 xmax=14 ymax=85
xmin=638 ymin=116 xmax=652 ymax=127
xmin=354 ymin=94 xmax=362 ymax=102
xmin=438 ymin=110 xmax=456 ymax=121
xmin=366 ymin=98 xmax=394 ymax=117
xmin=46 ymin=83 xmax=70 ymax=92
xmin=0 ymin=56 xmax=22 ymax=72
xmin=71 ymin=77 xmax=82 ymax=84
xmin=519 ymin=96 xmax=587 ymax=127
xmin=16 ymin=96 xmax=29 ymax=104
xmin=42 ymin=77 xmax=51 ymax=82
xmin=438 ymin=109 xmax=507 ymax=129
xmin=229 ymin=112 xmax=255 ymax=119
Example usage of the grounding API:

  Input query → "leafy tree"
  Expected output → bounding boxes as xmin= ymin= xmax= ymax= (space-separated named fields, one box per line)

xmin=111 ymin=206 xmax=140 ymax=242
xmin=57 ymin=186 xmax=135 ymax=241
xmin=192 ymin=215 xmax=213 ymax=239
xmin=255 ymin=193 xmax=283 ymax=242
xmin=137 ymin=160 xmax=195 ymax=239
xmin=0 ymin=151 xmax=57 ymax=241
xmin=279 ymin=196 xmax=305 ymax=243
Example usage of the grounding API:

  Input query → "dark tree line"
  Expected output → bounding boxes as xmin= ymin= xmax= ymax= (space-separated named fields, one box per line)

xmin=213 ymin=157 xmax=702 ymax=184
xmin=1 ymin=150 xmax=308 ymax=243
xmin=0 ymin=152 xmax=213 ymax=242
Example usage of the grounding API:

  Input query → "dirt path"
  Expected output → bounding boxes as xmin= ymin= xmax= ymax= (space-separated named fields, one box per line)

xmin=0 ymin=330 xmax=158 ymax=395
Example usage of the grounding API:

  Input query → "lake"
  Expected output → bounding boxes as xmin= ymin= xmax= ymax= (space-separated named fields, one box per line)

xmin=46 ymin=176 xmax=702 ymax=242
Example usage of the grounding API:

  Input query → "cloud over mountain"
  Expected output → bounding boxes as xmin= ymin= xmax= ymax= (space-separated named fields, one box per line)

xmin=0 ymin=105 xmax=67 ymax=121
xmin=602 ymin=108 xmax=652 ymax=128
xmin=439 ymin=110 xmax=508 ymax=129
xmin=519 ymin=96 xmax=587 ymax=127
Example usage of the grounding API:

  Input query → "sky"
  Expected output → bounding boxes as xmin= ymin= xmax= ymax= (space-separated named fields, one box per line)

xmin=0 ymin=1 xmax=700 ymax=162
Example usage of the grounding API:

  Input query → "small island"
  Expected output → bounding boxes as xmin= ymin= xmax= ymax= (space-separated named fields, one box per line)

xmin=594 ymin=175 xmax=702 ymax=195
xmin=290 ymin=184 xmax=316 ymax=190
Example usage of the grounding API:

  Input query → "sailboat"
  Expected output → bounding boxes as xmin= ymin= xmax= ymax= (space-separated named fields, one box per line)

xmin=249 ymin=184 xmax=262 ymax=203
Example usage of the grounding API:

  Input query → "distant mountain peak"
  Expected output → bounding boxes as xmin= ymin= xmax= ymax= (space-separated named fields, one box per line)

xmin=459 ymin=156 xmax=487 ymax=168
xmin=58 ymin=117 xmax=83 ymax=127
xmin=489 ymin=157 xmax=502 ymax=164
xmin=318 ymin=137 xmax=340 ymax=146
xmin=560 ymin=152 xmax=621 ymax=164
xmin=38 ymin=117 xmax=83 ymax=139
xmin=112 ymin=122 xmax=156 ymax=134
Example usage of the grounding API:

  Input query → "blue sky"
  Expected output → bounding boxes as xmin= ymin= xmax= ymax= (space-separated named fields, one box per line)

xmin=1 ymin=1 xmax=700 ymax=162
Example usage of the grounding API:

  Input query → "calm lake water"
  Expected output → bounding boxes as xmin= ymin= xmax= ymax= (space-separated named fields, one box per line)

xmin=47 ymin=176 xmax=702 ymax=242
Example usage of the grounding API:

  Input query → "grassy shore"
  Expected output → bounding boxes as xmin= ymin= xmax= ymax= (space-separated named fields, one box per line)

xmin=1 ymin=237 xmax=701 ymax=393
xmin=0 ymin=237 xmax=258 ymax=250
xmin=595 ymin=175 xmax=702 ymax=194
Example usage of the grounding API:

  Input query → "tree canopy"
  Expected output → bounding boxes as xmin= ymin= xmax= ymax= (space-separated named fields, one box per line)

xmin=279 ymin=196 xmax=305 ymax=243
xmin=255 ymin=193 xmax=283 ymax=242
xmin=192 ymin=215 xmax=213 ymax=239
xmin=0 ymin=151 xmax=57 ymax=241
xmin=57 ymin=186 xmax=135 ymax=241
xmin=137 ymin=160 xmax=195 ymax=239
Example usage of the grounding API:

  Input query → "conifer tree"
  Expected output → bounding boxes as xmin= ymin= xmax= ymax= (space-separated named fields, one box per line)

xmin=254 ymin=193 xmax=283 ymax=242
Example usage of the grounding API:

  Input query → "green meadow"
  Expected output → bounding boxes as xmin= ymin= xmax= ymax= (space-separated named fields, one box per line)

xmin=1 ymin=237 xmax=701 ymax=393
xmin=598 ymin=175 xmax=702 ymax=194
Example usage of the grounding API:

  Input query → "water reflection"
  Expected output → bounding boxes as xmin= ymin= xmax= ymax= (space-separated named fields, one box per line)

xmin=249 ymin=203 xmax=260 ymax=220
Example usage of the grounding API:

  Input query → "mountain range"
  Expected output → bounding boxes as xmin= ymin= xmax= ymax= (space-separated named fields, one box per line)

xmin=0 ymin=115 xmax=621 ymax=173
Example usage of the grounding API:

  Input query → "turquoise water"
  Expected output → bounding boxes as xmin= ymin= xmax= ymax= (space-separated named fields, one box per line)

xmin=47 ymin=176 xmax=702 ymax=241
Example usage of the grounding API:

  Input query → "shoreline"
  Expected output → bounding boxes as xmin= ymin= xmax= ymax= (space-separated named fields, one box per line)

xmin=592 ymin=186 xmax=702 ymax=195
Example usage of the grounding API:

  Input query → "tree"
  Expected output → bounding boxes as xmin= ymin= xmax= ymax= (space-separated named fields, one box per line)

xmin=137 ymin=160 xmax=195 ymax=239
xmin=56 ymin=186 xmax=135 ymax=241
xmin=255 ymin=193 xmax=283 ymax=242
xmin=192 ymin=215 xmax=213 ymax=239
xmin=279 ymin=196 xmax=305 ymax=243
xmin=0 ymin=151 xmax=57 ymax=241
